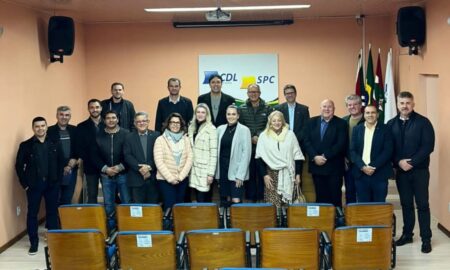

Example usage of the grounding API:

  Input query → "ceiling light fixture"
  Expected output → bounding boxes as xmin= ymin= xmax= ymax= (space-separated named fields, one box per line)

xmin=145 ymin=5 xmax=310 ymax=13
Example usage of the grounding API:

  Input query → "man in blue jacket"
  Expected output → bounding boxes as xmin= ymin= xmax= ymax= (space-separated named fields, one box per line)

xmin=350 ymin=105 xmax=393 ymax=202
xmin=387 ymin=91 xmax=435 ymax=253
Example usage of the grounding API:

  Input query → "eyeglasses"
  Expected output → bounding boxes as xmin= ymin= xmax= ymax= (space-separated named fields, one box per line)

xmin=135 ymin=120 xmax=148 ymax=124
xmin=169 ymin=121 xmax=181 ymax=125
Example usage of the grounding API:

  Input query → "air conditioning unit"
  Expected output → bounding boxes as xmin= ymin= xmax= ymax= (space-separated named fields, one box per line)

xmin=205 ymin=8 xmax=231 ymax=21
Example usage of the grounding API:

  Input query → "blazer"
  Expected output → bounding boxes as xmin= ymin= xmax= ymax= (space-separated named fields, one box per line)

xmin=154 ymin=134 xmax=193 ymax=183
xmin=124 ymin=130 xmax=160 ymax=187
xmin=276 ymin=102 xmax=310 ymax=147
xmin=215 ymin=123 xmax=252 ymax=181
xmin=304 ymin=115 xmax=348 ymax=176
xmin=76 ymin=118 xmax=104 ymax=174
xmin=188 ymin=123 xmax=217 ymax=192
xmin=350 ymin=123 xmax=393 ymax=180
xmin=197 ymin=92 xmax=235 ymax=127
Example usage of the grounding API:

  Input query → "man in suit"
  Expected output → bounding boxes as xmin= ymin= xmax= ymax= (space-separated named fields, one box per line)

xmin=350 ymin=105 xmax=393 ymax=202
xmin=387 ymin=91 xmax=435 ymax=253
xmin=342 ymin=94 xmax=365 ymax=204
xmin=15 ymin=117 xmax=63 ymax=255
xmin=76 ymin=99 xmax=104 ymax=203
xmin=101 ymin=82 xmax=136 ymax=131
xmin=47 ymin=106 xmax=78 ymax=205
xmin=124 ymin=112 xmax=160 ymax=203
xmin=275 ymin=84 xmax=310 ymax=148
xmin=155 ymin=78 xmax=194 ymax=132
xmin=304 ymin=99 xmax=348 ymax=207
xmin=197 ymin=74 xmax=235 ymax=127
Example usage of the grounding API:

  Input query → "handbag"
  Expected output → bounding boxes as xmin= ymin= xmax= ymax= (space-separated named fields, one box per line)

xmin=293 ymin=183 xmax=307 ymax=203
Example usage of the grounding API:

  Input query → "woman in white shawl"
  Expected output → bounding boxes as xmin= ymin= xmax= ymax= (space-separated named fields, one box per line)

xmin=255 ymin=110 xmax=304 ymax=207
xmin=188 ymin=103 xmax=217 ymax=202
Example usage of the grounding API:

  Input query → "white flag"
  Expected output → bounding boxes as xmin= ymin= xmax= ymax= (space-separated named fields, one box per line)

xmin=384 ymin=49 xmax=396 ymax=123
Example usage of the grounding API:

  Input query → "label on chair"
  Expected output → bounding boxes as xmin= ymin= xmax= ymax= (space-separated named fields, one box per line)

xmin=136 ymin=234 xmax=152 ymax=247
xmin=130 ymin=206 xmax=143 ymax=217
xmin=307 ymin=206 xmax=320 ymax=217
xmin=356 ymin=228 xmax=373 ymax=242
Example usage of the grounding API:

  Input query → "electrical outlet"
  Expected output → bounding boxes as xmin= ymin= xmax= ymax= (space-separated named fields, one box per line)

xmin=16 ymin=206 xmax=21 ymax=216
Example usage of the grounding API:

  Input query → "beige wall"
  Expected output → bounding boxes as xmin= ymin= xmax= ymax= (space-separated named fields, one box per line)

xmin=0 ymin=2 xmax=87 ymax=246
xmin=395 ymin=0 xmax=450 ymax=229
xmin=1 ymin=0 xmax=449 ymax=247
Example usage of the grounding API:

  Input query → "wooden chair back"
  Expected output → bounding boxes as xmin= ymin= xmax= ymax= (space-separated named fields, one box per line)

xmin=173 ymin=203 xmax=219 ymax=239
xmin=59 ymin=204 xmax=108 ymax=238
xmin=345 ymin=203 xmax=394 ymax=227
xmin=47 ymin=229 xmax=106 ymax=270
xmin=117 ymin=231 xmax=176 ymax=270
xmin=116 ymin=204 xmax=163 ymax=231
xmin=261 ymin=228 xmax=319 ymax=270
xmin=332 ymin=226 xmax=392 ymax=270
xmin=187 ymin=229 xmax=246 ymax=269
xmin=287 ymin=203 xmax=335 ymax=237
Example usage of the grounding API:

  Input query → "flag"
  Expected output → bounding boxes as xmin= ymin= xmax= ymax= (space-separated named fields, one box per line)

xmin=365 ymin=45 xmax=375 ymax=105
xmin=384 ymin=48 xmax=396 ymax=123
xmin=355 ymin=49 xmax=367 ymax=106
xmin=374 ymin=48 xmax=385 ymax=122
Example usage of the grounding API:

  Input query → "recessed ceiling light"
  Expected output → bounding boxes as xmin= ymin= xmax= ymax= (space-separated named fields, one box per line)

xmin=145 ymin=5 xmax=311 ymax=13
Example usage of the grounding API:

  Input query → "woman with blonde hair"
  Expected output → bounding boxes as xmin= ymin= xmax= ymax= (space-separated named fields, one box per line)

xmin=255 ymin=110 xmax=304 ymax=207
xmin=188 ymin=103 xmax=217 ymax=202
xmin=154 ymin=113 xmax=193 ymax=210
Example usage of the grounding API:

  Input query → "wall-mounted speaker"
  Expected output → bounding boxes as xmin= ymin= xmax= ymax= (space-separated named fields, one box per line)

xmin=48 ymin=16 xmax=75 ymax=63
xmin=397 ymin=6 xmax=425 ymax=55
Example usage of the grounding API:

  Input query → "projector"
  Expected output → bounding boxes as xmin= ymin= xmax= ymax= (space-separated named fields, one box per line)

xmin=205 ymin=8 xmax=231 ymax=21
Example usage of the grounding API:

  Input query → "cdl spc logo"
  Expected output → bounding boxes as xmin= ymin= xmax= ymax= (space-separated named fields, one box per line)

xmin=203 ymin=71 xmax=276 ymax=89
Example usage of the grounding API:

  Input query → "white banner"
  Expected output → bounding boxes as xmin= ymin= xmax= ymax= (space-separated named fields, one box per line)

xmin=198 ymin=54 xmax=279 ymax=105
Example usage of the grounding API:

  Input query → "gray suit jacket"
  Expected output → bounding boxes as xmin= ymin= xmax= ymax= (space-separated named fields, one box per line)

xmin=215 ymin=123 xmax=252 ymax=181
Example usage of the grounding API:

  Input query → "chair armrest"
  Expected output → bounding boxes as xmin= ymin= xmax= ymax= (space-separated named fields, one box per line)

xmin=335 ymin=207 xmax=345 ymax=227
xmin=219 ymin=206 xmax=225 ymax=228
xmin=320 ymin=231 xmax=332 ymax=270
xmin=254 ymin=230 xmax=261 ymax=268
xmin=45 ymin=246 xmax=51 ymax=270
xmin=391 ymin=237 xmax=396 ymax=269
xmin=106 ymin=229 xmax=118 ymax=246
xmin=176 ymin=231 xmax=187 ymax=270
xmin=392 ymin=213 xmax=397 ymax=237
xmin=281 ymin=206 xmax=287 ymax=227
xmin=225 ymin=207 xmax=231 ymax=228
xmin=245 ymin=231 xmax=252 ymax=267
xmin=163 ymin=207 xmax=173 ymax=230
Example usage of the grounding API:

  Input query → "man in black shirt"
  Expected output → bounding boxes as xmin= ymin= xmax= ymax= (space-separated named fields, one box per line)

xmin=155 ymin=78 xmax=193 ymax=132
xmin=387 ymin=91 xmax=435 ymax=253
xmin=101 ymin=82 xmax=136 ymax=131
xmin=47 ymin=106 xmax=78 ymax=205
xmin=15 ymin=117 xmax=63 ymax=255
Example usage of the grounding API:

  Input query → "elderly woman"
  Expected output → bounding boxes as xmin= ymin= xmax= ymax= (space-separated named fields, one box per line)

xmin=154 ymin=113 xmax=193 ymax=210
xmin=188 ymin=103 xmax=217 ymax=202
xmin=255 ymin=110 xmax=304 ymax=208
xmin=216 ymin=105 xmax=252 ymax=206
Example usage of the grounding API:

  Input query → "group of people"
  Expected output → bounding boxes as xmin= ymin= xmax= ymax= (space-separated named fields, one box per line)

xmin=15 ymin=74 xmax=435 ymax=255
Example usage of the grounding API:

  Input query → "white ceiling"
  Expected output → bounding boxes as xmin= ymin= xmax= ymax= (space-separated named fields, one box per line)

xmin=5 ymin=0 xmax=424 ymax=23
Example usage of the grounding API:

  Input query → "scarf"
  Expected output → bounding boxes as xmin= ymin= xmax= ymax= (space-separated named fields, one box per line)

xmin=164 ymin=129 xmax=185 ymax=165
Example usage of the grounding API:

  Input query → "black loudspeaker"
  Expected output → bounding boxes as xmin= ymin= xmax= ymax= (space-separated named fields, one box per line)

xmin=48 ymin=16 xmax=75 ymax=63
xmin=397 ymin=6 xmax=425 ymax=55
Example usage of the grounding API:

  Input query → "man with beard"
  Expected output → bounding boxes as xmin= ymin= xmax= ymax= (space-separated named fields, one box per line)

xmin=101 ymin=82 xmax=136 ymax=131
xmin=76 ymin=99 xmax=104 ymax=203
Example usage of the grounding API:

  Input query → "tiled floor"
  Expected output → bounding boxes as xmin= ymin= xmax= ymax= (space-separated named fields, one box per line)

xmin=0 ymin=181 xmax=449 ymax=270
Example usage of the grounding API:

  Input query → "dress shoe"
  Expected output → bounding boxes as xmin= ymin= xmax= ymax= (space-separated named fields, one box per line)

xmin=421 ymin=241 xmax=432 ymax=253
xmin=395 ymin=235 xmax=413 ymax=246
xmin=28 ymin=244 xmax=38 ymax=255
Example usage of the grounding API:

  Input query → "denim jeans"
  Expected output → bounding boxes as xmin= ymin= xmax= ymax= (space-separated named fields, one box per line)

xmin=59 ymin=169 xmax=78 ymax=205
xmin=101 ymin=174 xmax=130 ymax=226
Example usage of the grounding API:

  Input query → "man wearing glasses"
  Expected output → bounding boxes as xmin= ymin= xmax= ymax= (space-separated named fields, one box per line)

xmin=124 ymin=112 xmax=160 ymax=203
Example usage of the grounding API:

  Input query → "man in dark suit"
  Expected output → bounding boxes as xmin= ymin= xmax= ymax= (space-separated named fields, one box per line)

xmin=124 ymin=112 xmax=160 ymax=203
xmin=47 ymin=106 xmax=78 ymax=205
xmin=76 ymin=99 xmax=104 ymax=203
xmin=342 ymin=94 xmax=365 ymax=204
xmin=275 ymin=84 xmax=310 ymax=148
xmin=350 ymin=105 xmax=393 ymax=202
xmin=197 ymin=74 xmax=235 ymax=127
xmin=304 ymin=99 xmax=348 ymax=207
xmin=155 ymin=78 xmax=193 ymax=132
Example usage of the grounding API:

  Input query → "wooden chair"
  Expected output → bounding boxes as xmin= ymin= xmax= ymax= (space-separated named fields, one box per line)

xmin=45 ymin=229 xmax=114 ymax=270
xmin=257 ymin=228 xmax=319 ymax=270
xmin=220 ymin=268 xmax=286 ymax=270
xmin=182 ymin=229 xmax=250 ymax=269
xmin=344 ymin=202 xmax=395 ymax=235
xmin=287 ymin=203 xmax=336 ymax=237
xmin=58 ymin=204 xmax=109 ymax=238
xmin=117 ymin=230 xmax=178 ymax=270
xmin=116 ymin=204 xmax=163 ymax=231
xmin=229 ymin=203 xmax=277 ymax=245
xmin=172 ymin=203 xmax=220 ymax=239
xmin=332 ymin=226 xmax=392 ymax=270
